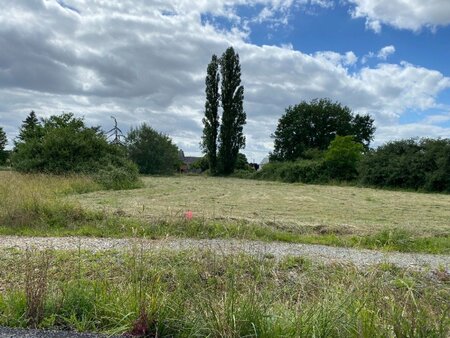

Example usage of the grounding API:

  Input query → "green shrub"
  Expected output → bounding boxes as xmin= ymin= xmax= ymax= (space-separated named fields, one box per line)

xmin=230 ymin=169 xmax=254 ymax=179
xmin=94 ymin=162 xmax=142 ymax=190
xmin=324 ymin=135 xmax=363 ymax=180
xmin=359 ymin=138 xmax=450 ymax=192
xmin=254 ymin=160 xmax=327 ymax=183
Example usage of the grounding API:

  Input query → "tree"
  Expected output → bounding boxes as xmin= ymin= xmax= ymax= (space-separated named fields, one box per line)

xmin=324 ymin=135 xmax=364 ymax=180
xmin=0 ymin=127 xmax=6 ymax=150
xmin=271 ymin=98 xmax=375 ymax=161
xmin=0 ymin=127 xmax=7 ymax=165
xmin=12 ymin=113 xmax=130 ymax=174
xmin=218 ymin=47 xmax=246 ymax=174
xmin=201 ymin=55 xmax=220 ymax=175
xmin=16 ymin=111 xmax=43 ymax=144
xmin=127 ymin=123 xmax=180 ymax=175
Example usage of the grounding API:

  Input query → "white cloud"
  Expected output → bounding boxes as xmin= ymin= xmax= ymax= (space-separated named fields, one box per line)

xmin=362 ymin=45 xmax=395 ymax=63
xmin=349 ymin=0 xmax=450 ymax=32
xmin=377 ymin=123 xmax=450 ymax=146
xmin=0 ymin=0 xmax=449 ymax=162
xmin=377 ymin=45 xmax=395 ymax=60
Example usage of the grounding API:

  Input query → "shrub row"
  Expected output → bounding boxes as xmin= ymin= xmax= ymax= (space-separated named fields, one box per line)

xmin=252 ymin=138 xmax=450 ymax=193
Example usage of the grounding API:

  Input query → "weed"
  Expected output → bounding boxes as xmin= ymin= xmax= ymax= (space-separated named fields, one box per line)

xmin=24 ymin=249 xmax=51 ymax=327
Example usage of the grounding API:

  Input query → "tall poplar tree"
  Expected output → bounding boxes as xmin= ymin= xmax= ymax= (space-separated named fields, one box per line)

xmin=218 ymin=47 xmax=246 ymax=174
xmin=0 ymin=127 xmax=7 ymax=152
xmin=201 ymin=54 xmax=220 ymax=174
xmin=0 ymin=127 xmax=6 ymax=165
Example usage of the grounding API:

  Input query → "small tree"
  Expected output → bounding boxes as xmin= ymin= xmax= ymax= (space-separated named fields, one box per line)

xmin=16 ymin=111 xmax=43 ymax=144
xmin=127 ymin=123 xmax=180 ymax=175
xmin=201 ymin=55 xmax=220 ymax=175
xmin=0 ymin=127 xmax=7 ymax=165
xmin=324 ymin=135 xmax=364 ymax=180
xmin=218 ymin=47 xmax=246 ymax=174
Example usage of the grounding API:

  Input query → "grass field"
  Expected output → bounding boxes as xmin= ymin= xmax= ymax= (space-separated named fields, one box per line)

xmin=0 ymin=171 xmax=449 ymax=336
xmin=71 ymin=176 xmax=450 ymax=235
xmin=1 ymin=171 xmax=450 ymax=253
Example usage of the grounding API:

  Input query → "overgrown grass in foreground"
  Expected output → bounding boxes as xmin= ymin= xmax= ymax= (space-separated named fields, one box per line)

xmin=0 ymin=248 xmax=448 ymax=337
xmin=1 ymin=172 xmax=449 ymax=254
xmin=0 ymin=171 xmax=104 ymax=229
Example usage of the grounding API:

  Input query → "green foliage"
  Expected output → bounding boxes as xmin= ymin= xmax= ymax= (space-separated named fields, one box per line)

xmin=127 ymin=123 xmax=180 ymax=175
xmin=11 ymin=112 xmax=140 ymax=189
xmin=0 ymin=251 xmax=448 ymax=336
xmin=16 ymin=111 xmax=43 ymax=144
xmin=359 ymin=138 xmax=450 ymax=192
xmin=0 ymin=127 xmax=7 ymax=165
xmin=324 ymin=135 xmax=364 ymax=180
xmin=201 ymin=55 xmax=220 ymax=175
xmin=94 ymin=162 xmax=142 ymax=190
xmin=191 ymin=156 xmax=209 ymax=172
xmin=271 ymin=98 xmax=375 ymax=161
xmin=0 ymin=126 xmax=6 ymax=150
xmin=254 ymin=160 xmax=327 ymax=183
xmin=218 ymin=47 xmax=246 ymax=175
xmin=235 ymin=153 xmax=249 ymax=170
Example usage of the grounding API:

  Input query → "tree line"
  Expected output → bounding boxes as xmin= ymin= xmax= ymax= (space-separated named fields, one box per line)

xmin=0 ymin=111 xmax=181 ymax=189
xmin=1 ymin=46 xmax=448 ymax=192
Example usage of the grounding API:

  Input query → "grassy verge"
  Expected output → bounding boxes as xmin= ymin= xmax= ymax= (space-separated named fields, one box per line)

xmin=0 ymin=248 xmax=448 ymax=337
xmin=1 ymin=217 xmax=449 ymax=254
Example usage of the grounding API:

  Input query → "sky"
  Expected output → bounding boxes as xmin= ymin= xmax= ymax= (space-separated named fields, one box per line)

xmin=0 ymin=0 xmax=450 ymax=162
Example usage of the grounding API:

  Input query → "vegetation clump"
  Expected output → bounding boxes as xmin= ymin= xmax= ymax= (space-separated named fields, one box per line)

xmin=126 ymin=123 xmax=180 ymax=175
xmin=11 ymin=112 xmax=140 ymax=190
xmin=359 ymin=138 xmax=450 ymax=192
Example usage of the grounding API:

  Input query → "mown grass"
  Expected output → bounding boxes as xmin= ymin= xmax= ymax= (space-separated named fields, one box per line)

xmin=1 ymin=172 xmax=449 ymax=253
xmin=0 ymin=248 xmax=448 ymax=337
xmin=72 ymin=175 xmax=450 ymax=235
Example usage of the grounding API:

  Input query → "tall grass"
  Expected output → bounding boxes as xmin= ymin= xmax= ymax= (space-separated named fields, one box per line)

xmin=0 ymin=249 xmax=448 ymax=337
xmin=0 ymin=171 xmax=103 ymax=229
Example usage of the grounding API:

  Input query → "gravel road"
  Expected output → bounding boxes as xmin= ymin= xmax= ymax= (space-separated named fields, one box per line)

xmin=0 ymin=236 xmax=448 ymax=271
xmin=0 ymin=326 xmax=121 ymax=338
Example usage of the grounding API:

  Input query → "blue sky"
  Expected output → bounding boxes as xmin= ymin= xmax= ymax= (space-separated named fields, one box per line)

xmin=0 ymin=0 xmax=450 ymax=161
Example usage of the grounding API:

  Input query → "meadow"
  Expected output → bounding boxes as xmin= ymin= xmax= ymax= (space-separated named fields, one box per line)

xmin=1 ymin=171 xmax=450 ymax=253
xmin=0 ymin=171 xmax=449 ymax=336
xmin=72 ymin=175 xmax=450 ymax=236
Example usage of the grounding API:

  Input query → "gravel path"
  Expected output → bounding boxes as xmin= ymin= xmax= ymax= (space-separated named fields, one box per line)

xmin=0 ymin=326 xmax=121 ymax=338
xmin=0 ymin=236 xmax=448 ymax=271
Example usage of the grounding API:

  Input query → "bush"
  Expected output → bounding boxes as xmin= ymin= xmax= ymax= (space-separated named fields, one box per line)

xmin=94 ymin=162 xmax=142 ymax=190
xmin=254 ymin=160 xmax=327 ymax=183
xmin=359 ymin=138 xmax=450 ymax=192
xmin=191 ymin=156 xmax=209 ymax=172
xmin=324 ymin=135 xmax=363 ymax=181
